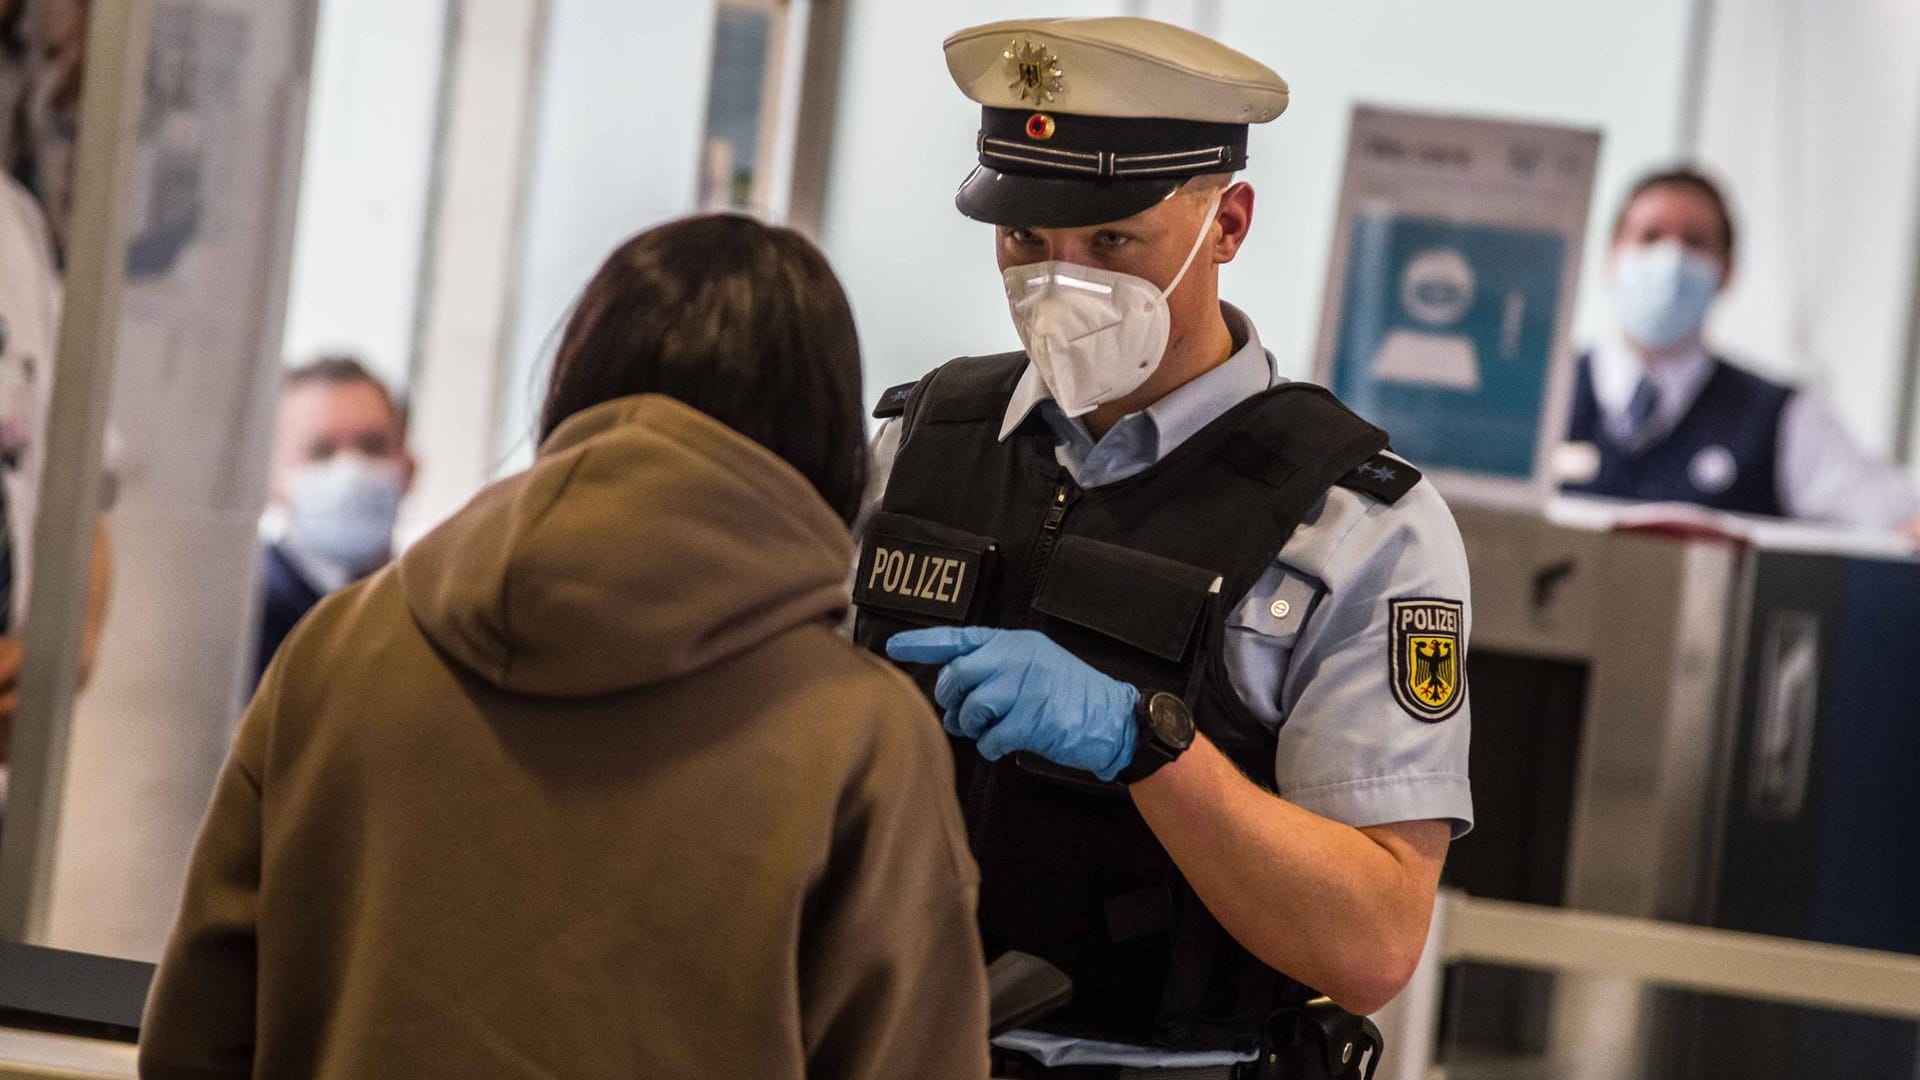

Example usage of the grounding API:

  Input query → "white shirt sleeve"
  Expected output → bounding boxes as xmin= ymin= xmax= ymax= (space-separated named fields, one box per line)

xmin=858 ymin=419 xmax=901 ymax=532
xmin=840 ymin=419 xmax=903 ymax=632
xmin=1775 ymin=390 xmax=1920 ymax=531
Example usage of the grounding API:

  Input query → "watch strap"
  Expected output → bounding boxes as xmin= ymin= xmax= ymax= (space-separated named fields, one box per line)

xmin=1118 ymin=690 xmax=1190 ymax=785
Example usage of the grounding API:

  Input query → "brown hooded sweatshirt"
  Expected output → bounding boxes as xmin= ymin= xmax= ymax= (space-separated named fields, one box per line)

xmin=140 ymin=395 xmax=989 ymax=1080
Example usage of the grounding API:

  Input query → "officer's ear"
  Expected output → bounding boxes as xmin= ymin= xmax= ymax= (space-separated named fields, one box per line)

xmin=1212 ymin=181 xmax=1255 ymax=265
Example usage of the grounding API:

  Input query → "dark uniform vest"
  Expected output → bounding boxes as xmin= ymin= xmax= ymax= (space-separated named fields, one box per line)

xmin=1564 ymin=354 xmax=1793 ymax=517
xmin=852 ymin=352 xmax=1411 ymax=1053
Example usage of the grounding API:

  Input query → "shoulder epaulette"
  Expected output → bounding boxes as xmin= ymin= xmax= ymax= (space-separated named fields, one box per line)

xmin=872 ymin=381 xmax=918 ymax=420
xmin=1335 ymin=452 xmax=1421 ymax=505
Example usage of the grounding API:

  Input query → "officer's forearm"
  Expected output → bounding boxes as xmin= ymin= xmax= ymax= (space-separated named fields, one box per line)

xmin=1129 ymin=733 xmax=1449 ymax=1016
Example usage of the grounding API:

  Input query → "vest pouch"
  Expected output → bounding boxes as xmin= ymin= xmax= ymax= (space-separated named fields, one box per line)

xmin=1006 ymin=534 xmax=1221 ymax=814
xmin=1031 ymin=535 xmax=1223 ymax=675
xmin=970 ymin=534 xmax=1227 ymax=1046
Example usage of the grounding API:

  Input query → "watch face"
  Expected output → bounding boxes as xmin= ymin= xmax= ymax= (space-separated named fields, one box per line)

xmin=1147 ymin=693 xmax=1195 ymax=749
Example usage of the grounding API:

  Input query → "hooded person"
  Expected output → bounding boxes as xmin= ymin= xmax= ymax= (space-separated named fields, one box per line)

xmin=140 ymin=215 xmax=991 ymax=1080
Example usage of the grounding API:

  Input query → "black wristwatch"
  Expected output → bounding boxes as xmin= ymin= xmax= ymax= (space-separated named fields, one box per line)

xmin=1117 ymin=690 xmax=1195 ymax=785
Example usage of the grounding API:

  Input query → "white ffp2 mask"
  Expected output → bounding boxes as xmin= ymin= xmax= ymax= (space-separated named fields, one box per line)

xmin=1002 ymin=190 xmax=1225 ymax=418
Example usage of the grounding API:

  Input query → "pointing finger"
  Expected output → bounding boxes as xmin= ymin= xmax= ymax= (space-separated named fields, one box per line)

xmin=885 ymin=626 xmax=999 ymax=665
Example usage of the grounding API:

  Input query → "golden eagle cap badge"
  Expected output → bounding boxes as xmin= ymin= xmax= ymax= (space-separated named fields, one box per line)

xmin=1005 ymin=38 xmax=1065 ymax=105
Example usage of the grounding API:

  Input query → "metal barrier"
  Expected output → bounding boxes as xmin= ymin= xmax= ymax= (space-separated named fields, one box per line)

xmin=0 ymin=1032 xmax=134 ymax=1080
xmin=1372 ymin=889 xmax=1920 ymax=1080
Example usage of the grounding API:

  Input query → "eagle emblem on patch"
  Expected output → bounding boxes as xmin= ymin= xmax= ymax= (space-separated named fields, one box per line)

xmin=1390 ymin=598 xmax=1465 ymax=722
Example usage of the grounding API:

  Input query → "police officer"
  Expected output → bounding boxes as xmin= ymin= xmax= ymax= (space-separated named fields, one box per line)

xmin=1563 ymin=167 xmax=1920 ymax=539
xmin=852 ymin=17 xmax=1473 ymax=1078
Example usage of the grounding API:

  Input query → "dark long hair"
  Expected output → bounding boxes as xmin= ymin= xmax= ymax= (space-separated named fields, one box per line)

xmin=540 ymin=215 xmax=867 ymax=525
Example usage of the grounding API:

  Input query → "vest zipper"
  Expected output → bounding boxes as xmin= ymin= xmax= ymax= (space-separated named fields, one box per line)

xmin=966 ymin=480 xmax=1078 ymax=851
xmin=1022 ymin=482 xmax=1076 ymax=611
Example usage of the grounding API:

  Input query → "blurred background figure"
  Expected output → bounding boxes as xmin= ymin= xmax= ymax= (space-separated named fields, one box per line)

xmin=1563 ymin=168 xmax=1920 ymax=537
xmin=0 ymin=162 xmax=106 ymax=814
xmin=255 ymin=356 xmax=412 ymax=691
xmin=8 ymin=0 xmax=83 ymax=257
xmin=0 ymin=0 xmax=29 ymax=169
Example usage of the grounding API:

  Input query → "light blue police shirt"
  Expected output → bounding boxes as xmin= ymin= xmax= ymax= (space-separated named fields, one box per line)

xmin=865 ymin=302 xmax=1474 ymax=1068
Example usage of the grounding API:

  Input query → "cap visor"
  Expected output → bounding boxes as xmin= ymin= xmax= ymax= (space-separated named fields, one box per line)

xmin=954 ymin=166 xmax=1184 ymax=228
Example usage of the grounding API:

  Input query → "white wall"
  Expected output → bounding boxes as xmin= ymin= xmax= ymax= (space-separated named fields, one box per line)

xmin=816 ymin=0 xmax=1124 ymax=395
xmin=280 ymin=0 xmax=446 ymax=390
xmin=397 ymin=0 xmax=547 ymax=546
xmin=1215 ymin=0 xmax=1694 ymax=377
xmin=1691 ymin=0 xmax=1920 ymax=460
xmin=492 ymin=0 xmax=719 ymax=466
xmin=819 ymin=0 xmax=1698 ymax=398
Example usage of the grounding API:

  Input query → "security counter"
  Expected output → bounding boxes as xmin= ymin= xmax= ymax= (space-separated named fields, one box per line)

xmin=1440 ymin=498 xmax=1920 ymax=1080
xmin=0 ymin=940 xmax=147 ymax=1079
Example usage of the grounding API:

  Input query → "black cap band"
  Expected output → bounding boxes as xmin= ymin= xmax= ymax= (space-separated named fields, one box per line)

xmin=975 ymin=106 xmax=1248 ymax=181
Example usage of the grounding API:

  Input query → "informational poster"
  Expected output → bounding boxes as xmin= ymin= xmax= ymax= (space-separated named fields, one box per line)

xmin=1315 ymin=106 xmax=1600 ymax=505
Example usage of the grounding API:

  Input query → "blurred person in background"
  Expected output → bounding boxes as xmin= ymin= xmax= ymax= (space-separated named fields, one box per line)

xmin=0 ymin=0 xmax=29 ymax=168
xmin=253 ymin=356 xmax=412 ymax=692
xmin=0 ymin=164 xmax=107 ymax=815
xmin=7 ymin=0 xmax=210 ymax=273
xmin=1563 ymin=167 xmax=1920 ymax=538
xmin=141 ymin=214 xmax=990 ymax=1080
xmin=9 ymin=0 xmax=82 ymax=255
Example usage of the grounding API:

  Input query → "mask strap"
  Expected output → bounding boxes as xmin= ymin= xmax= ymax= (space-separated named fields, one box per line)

xmin=1160 ymin=188 xmax=1228 ymax=301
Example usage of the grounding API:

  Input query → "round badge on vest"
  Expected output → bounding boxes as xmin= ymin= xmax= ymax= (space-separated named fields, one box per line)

xmin=1689 ymin=445 xmax=1739 ymax=495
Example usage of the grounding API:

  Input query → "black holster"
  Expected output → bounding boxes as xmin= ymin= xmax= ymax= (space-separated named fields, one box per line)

xmin=1256 ymin=1000 xmax=1383 ymax=1080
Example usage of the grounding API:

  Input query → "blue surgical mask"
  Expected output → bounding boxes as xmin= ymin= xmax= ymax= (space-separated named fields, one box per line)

xmin=286 ymin=455 xmax=405 ymax=573
xmin=1611 ymin=241 xmax=1722 ymax=350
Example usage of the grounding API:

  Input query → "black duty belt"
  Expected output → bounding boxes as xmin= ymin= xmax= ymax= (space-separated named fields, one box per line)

xmin=989 ymin=1000 xmax=1383 ymax=1080
xmin=989 ymin=1050 xmax=1242 ymax=1080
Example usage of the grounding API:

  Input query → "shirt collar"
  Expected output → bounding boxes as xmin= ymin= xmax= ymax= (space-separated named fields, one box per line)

xmin=278 ymin=535 xmax=361 ymax=595
xmin=1590 ymin=327 xmax=1715 ymax=435
xmin=998 ymin=301 xmax=1276 ymax=452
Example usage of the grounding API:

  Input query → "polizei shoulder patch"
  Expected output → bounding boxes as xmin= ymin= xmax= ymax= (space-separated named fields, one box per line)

xmin=1389 ymin=597 xmax=1465 ymax=722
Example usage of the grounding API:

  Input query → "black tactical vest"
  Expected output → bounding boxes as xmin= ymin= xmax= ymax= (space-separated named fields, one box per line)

xmin=853 ymin=352 xmax=1405 ymax=1053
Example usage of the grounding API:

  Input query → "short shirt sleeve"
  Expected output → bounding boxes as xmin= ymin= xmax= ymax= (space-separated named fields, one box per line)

xmin=863 ymin=418 xmax=902 ymax=518
xmin=1240 ymin=477 xmax=1475 ymax=838
xmin=841 ymin=419 xmax=904 ymax=635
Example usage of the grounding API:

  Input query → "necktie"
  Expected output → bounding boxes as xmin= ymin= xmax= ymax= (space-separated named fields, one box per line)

xmin=1623 ymin=376 xmax=1661 ymax=445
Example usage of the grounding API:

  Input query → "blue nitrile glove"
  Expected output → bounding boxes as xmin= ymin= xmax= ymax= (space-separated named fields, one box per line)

xmin=887 ymin=627 xmax=1139 ymax=782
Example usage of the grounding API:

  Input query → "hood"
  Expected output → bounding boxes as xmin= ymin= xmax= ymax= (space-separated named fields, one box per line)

xmin=400 ymin=395 xmax=854 ymax=697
